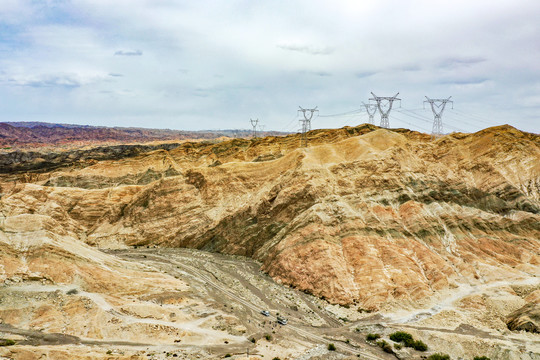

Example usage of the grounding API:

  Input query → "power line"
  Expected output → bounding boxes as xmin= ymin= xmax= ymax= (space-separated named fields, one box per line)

xmin=318 ymin=108 xmax=363 ymax=118
xmin=421 ymin=111 xmax=479 ymax=133
xmin=282 ymin=114 xmax=300 ymax=133
xmin=274 ymin=101 xmax=498 ymax=137
xmin=390 ymin=112 xmax=432 ymax=133
xmin=397 ymin=108 xmax=441 ymax=123
xmin=448 ymin=109 xmax=495 ymax=126
xmin=396 ymin=108 xmax=466 ymax=133
xmin=336 ymin=114 xmax=361 ymax=129
xmin=445 ymin=111 xmax=492 ymax=129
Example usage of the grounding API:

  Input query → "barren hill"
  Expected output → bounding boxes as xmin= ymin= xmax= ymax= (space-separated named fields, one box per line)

xmin=0 ymin=121 xmax=285 ymax=149
xmin=2 ymin=124 xmax=538 ymax=312
xmin=0 ymin=125 xmax=540 ymax=359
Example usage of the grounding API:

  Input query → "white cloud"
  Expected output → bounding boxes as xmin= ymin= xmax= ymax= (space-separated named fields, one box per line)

xmin=277 ymin=43 xmax=334 ymax=56
xmin=114 ymin=50 xmax=143 ymax=56
xmin=0 ymin=0 xmax=539 ymax=133
xmin=4 ymin=72 xmax=104 ymax=88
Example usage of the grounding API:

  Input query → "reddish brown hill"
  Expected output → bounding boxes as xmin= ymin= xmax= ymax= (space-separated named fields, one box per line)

xmin=0 ymin=122 xmax=285 ymax=148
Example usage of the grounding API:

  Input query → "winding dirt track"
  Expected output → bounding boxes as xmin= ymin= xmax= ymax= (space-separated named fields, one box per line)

xmin=111 ymin=248 xmax=386 ymax=359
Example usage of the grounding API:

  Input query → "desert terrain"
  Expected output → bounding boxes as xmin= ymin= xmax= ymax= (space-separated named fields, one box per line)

xmin=0 ymin=122 xmax=286 ymax=150
xmin=0 ymin=123 xmax=539 ymax=359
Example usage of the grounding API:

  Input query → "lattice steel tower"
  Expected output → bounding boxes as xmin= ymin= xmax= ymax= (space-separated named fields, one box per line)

xmin=369 ymin=92 xmax=401 ymax=128
xmin=424 ymin=96 xmax=453 ymax=138
xmin=250 ymin=118 xmax=259 ymax=138
xmin=362 ymin=101 xmax=378 ymax=125
xmin=298 ymin=106 xmax=318 ymax=147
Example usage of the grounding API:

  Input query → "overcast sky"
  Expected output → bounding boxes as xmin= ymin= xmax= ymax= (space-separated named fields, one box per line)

xmin=0 ymin=0 xmax=539 ymax=133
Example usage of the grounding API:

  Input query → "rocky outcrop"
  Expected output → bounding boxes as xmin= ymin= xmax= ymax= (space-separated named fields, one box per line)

xmin=506 ymin=288 xmax=540 ymax=333
xmin=0 ymin=143 xmax=183 ymax=174
xmin=1 ymin=124 xmax=539 ymax=310
xmin=507 ymin=303 xmax=540 ymax=333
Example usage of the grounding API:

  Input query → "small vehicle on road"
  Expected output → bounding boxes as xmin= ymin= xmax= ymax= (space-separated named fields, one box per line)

xmin=260 ymin=310 xmax=270 ymax=317
xmin=277 ymin=317 xmax=288 ymax=325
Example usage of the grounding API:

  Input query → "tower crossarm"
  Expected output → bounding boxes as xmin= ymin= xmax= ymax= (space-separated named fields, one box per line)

xmin=298 ymin=106 xmax=319 ymax=121
xmin=424 ymin=96 xmax=453 ymax=117
xmin=424 ymin=96 xmax=453 ymax=138
xmin=362 ymin=102 xmax=377 ymax=116
xmin=369 ymin=92 xmax=401 ymax=115
xmin=368 ymin=92 xmax=400 ymax=128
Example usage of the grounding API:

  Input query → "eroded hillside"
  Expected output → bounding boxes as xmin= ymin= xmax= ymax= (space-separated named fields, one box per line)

xmin=2 ymin=124 xmax=539 ymax=311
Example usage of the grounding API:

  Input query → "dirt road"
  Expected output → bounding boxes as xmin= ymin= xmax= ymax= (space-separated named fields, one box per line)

xmin=110 ymin=248 xmax=387 ymax=359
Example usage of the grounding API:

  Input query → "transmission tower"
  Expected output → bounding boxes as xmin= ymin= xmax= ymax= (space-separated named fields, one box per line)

xmin=250 ymin=118 xmax=259 ymax=138
xmin=424 ymin=96 xmax=453 ymax=138
xmin=362 ymin=101 xmax=378 ymax=125
xmin=369 ymin=92 xmax=401 ymax=128
xmin=298 ymin=106 xmax=318 ymax=147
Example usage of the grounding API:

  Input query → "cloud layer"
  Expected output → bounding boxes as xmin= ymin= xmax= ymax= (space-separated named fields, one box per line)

xmin=114 ymin=50 xmax=143 ymax=56
xmin=0 ymin=1 xmax=539 ymax=133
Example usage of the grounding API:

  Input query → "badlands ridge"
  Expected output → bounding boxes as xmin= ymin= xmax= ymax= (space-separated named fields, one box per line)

xmin=0 ymin=124 xmax=539 ymax=359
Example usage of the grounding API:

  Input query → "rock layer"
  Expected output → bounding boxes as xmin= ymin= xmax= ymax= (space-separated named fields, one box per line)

xmin=507 ymin=303 xmax=540 ymax=333
xmin=1 ymin=124 xmax=539 ymax=310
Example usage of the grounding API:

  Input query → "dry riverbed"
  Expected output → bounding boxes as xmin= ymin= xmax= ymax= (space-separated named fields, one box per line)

xmin=1 ymin=248 xmax=538 ymax=359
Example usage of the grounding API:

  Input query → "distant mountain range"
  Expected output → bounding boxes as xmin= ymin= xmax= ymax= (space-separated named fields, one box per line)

xmin=0 ymin=121 xmax=287 ymax=148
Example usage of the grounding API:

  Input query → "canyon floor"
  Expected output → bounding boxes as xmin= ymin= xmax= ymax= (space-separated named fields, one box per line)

xmin=1 ymin=247 xmax=538 ymax=360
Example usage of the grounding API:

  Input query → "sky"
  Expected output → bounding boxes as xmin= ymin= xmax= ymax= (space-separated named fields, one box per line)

xmin=0 ymin=0 xmax=539 ymax=134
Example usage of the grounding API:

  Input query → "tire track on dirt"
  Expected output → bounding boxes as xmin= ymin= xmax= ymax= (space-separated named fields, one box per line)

xmin=129 ymin=251 xmax=383 ymax=359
